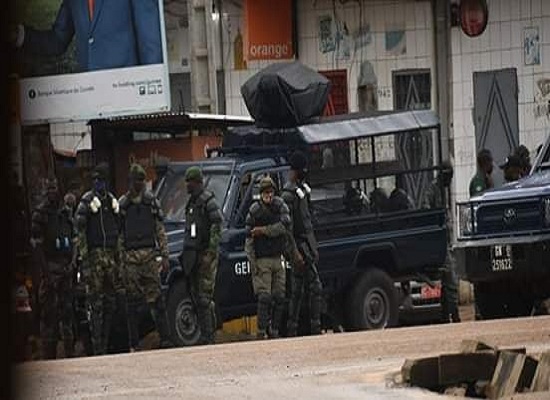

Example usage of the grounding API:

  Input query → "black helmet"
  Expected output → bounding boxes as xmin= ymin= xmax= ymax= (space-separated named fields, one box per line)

xmin=289 ymin=150 xmax=308 ymax=171
xmin=92 ymin=162 xmax=109 ymax=180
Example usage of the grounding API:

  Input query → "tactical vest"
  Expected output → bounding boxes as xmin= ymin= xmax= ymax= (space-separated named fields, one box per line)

xmin=184 ymin=190 xmax=214 ymax=251
xmin=87 ymin=195 xmax=119 ymax=249
xmin=284 ymin=183 xmax=313 ymax=238
xmin=123 ymin=201 xmax=156 ymax=250
xmin=251 ymin=202 xmax=285 ymax=258
xmin=44 ymin=206 xmax=73 ymax=257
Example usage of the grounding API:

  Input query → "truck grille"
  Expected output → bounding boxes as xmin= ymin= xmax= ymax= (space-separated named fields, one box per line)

xmin=476 ymin=201 xmax=542 ymax=235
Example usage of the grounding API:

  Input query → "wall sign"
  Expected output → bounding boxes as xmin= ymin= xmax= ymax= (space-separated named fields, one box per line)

xmin=244 ymin=0 xmax=294 ymax=61
xmin=460 ymin=0 xmax=488 ymax=37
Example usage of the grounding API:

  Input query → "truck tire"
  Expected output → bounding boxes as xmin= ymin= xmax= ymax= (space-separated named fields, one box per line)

xmin=167 ymin=279 xmax=201 ymax=346
xmin=347 ymin=268 xmax=399 ymax=330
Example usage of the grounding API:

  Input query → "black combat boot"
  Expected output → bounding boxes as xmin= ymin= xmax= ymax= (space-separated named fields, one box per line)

xmin=150 ymin=299 xmax=173 ymax=349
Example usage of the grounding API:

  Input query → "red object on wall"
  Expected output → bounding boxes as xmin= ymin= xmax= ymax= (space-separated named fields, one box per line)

xmin=244 ymin=0 xmax=294 ymax=60
xmin=319 ymin=70 xmax=349 ymax=115
xmin=460 ymin=0 xmax=488 ymax=37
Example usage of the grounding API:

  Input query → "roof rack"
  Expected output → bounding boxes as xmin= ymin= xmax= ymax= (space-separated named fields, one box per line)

xmin=206 ymin=145 xmax=290 ymax=158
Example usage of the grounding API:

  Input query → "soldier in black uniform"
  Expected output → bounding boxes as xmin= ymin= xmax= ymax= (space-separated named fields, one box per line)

xmin=75 ymin=163 xmax=121 ymax=355
xmin=282 ymin=151 xmax=323 ymax=336
xmin=30 ymin=178 xmax=75 ymax=359
xmin=245 ymin=177 xmax=292 ymax=339
xmin=180 ymin=167 xmax=223 ymax=345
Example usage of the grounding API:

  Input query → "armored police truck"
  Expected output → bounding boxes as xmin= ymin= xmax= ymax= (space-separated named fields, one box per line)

xmin=454 ymin=134 xmax=550 ymax=319
xmin=157 ymin=110 xmax=450 ymax=346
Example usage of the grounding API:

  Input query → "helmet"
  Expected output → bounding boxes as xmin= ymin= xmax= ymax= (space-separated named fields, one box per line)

xmin=289 ymin=150 xmax=308 ymax=171
xmin=92 ymin=162 xmax=109 ymax=180
xmin=184 ymin=166 xmax=203 ymax=182
xmin=129 ymin=163 xmax=146 ymax=180
xmin=259 ymin=176 xmax=276 ymax=193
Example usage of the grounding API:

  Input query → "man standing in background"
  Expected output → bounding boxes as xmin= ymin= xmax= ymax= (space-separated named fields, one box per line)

xmin=469 ymin=149 xmax=494 ymax=197
xmin=30 ymin=178 xmax=75 ymax=359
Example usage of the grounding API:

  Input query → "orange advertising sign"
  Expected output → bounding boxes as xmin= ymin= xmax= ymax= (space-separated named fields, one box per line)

xmin=245 ymin=0 xmax=294 ymax=61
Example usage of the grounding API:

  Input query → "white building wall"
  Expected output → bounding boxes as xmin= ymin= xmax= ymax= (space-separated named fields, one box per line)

xmin=450 ymin=0 xmax=550 ymax=203
xmin=223 ymin=0 xmax=437 ymax=116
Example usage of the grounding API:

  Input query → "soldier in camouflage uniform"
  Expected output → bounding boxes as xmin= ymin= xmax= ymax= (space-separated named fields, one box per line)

xmin=181 ymin=167 xmax=223 ymax=345
xmin=423 ymin=161 xmax=460 ymax=323
xmin=119 ymin=164 xmax=172 ymax=350
xmin=75 ymin=163 xmax=121 ymax=355
xmin=245 ymin=177 xmax=292 ymax=339
xmin=31 ymin=178 xmax=75 ymax=359
xmin=282 ymin=151 xmax=323 ymax=336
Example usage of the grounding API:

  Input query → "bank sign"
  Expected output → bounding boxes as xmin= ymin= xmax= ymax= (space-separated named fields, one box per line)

xmin=15 ymin=0 xmax=171 ymax=125
xmin=245 ymin=0 xmax=294 ymax=61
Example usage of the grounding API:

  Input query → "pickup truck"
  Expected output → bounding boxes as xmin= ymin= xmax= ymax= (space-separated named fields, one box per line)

xmin=454 ymin=134 xmax=550 ymax=319
xmin=156 ymin=110 xmax=449 ymax=346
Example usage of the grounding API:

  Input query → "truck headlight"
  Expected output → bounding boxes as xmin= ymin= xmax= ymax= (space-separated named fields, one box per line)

xmin=457 ymin=203 xmax=474 ymax=238
xmin=543 ymin=198 xmax=550 ymax=226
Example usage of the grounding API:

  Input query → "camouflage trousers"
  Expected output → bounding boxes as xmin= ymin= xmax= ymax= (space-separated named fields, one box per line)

xmin=122 ymin=249 xmax=171 ymax=349
xmin=39 ymin=261 xmax=74 ymax=359
xmin=189 ymin=250 xmax=218 ymax=344
xmin=441 ymin=248 xmax=460 ymax=322
xmin=251 ymin=257 xmax=286 ymax=338
xmin=82 ymin=248 xmax=119 ymax=355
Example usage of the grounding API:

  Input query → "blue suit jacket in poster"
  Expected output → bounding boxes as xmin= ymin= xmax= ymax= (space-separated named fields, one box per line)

xmin=24 ymin=0 xmax=163 ymax=72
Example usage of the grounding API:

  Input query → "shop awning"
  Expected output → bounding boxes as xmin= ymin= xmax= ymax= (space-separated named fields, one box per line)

xmin=89 ymin=112 xmax=254 ymax=133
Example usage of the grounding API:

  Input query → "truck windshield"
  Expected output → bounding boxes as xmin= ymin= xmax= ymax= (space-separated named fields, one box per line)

xmin=158 ymin=170 xmax=230 ymax=222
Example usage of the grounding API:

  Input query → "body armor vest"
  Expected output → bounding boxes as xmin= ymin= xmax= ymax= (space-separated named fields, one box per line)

xmin=252 ymin=202 xmax=285 ymax=258
xmin=44 ymin=206 xmax=73 ymax=257
xmin=87 ymin=196 xmax=119 ymax=249
xmin=123 ymin=201 xmax=156 ymax=249
xmin=185 ymin=190 xmax=214 ymax=251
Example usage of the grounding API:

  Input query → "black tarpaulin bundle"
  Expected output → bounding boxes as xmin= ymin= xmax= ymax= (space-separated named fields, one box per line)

xmin=241 ymin=61 xmax=331 ymax=128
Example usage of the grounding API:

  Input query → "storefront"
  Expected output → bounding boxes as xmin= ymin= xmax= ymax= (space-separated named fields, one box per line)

xmin=89 ymin=112 xmax=253 ymax=196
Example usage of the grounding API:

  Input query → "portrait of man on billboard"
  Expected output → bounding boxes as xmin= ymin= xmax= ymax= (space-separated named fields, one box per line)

xmin=14 ymin=0 xmax=163 ymax=74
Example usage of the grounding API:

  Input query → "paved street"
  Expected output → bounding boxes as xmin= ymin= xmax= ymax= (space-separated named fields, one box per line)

xmin=14 ymin=316 xmax=550 ymax=400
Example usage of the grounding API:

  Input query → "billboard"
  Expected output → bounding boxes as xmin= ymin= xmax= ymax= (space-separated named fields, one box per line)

xmin=244 ymin=0 xmax=294 ymax=61
xmin=14 ymin=0 xmax=171 ymax=124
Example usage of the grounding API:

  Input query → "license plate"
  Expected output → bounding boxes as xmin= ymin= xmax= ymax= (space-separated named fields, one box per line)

xmin=491 ymin=245 xmax=513 ymax=272
xmin=421 ymin=284 xmax=441 ymax=300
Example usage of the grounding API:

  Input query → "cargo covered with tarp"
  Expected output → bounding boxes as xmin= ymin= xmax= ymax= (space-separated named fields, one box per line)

xmin=241 ymin=61 xmax=331 ymax=128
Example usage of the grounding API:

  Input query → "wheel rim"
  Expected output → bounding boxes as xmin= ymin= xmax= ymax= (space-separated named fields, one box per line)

xmin=364 ymin=288 xmax=389 ymax=328
xmin=175 ymin=300 xmax=199 ymax=341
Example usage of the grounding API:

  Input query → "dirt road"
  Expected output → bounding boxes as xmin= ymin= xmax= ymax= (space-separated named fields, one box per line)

xmin=14 ymin=316 xmax=550 ymax=400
